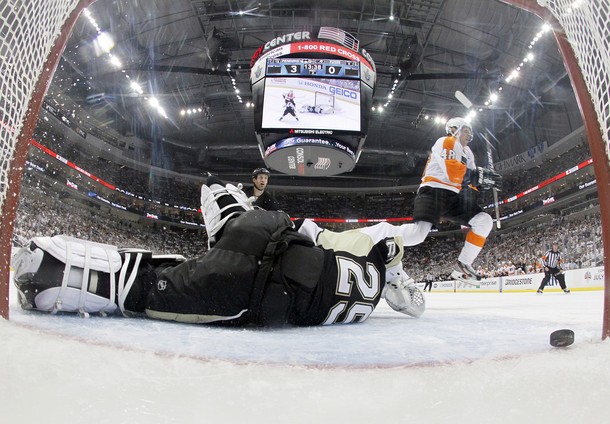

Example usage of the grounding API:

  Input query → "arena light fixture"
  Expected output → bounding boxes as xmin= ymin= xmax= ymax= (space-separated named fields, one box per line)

xmin=96 ymin=32 xmax=114 ymax=53
xmin=108 ymin=55 xmax=122 ymax=68
xmin=129 ymin=81 xmax=143 ymax=94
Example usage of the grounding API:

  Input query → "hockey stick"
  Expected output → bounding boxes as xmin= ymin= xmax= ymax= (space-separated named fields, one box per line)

xmin=454 ymin=90 xmax=502 ymax=229
xmin=454 ymin=90 xmax=473 ymax=109
xmin=456 ymin=280 xmax=481 ymax=289
xmin=480 ymin=133 xmax=501 ymax=229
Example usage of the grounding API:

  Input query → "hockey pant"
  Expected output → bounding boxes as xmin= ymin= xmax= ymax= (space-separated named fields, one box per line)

xmin=399 ymin=212 xmax=493 ymax=266
xmin=538 ymin=267 xmax=567 ymax=291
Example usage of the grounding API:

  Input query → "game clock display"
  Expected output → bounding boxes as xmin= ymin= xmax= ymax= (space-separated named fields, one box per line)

xmin=265 ymin=58 xmax=360 ymax=78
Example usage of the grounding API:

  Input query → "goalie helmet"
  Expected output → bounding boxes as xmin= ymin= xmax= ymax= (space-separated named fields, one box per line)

xmin=445 ymin=117 xmax=473 ymax=142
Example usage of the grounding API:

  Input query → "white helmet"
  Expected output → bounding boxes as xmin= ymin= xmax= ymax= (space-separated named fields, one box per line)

xmin=445 ymin=117 xmax=473 ymax=141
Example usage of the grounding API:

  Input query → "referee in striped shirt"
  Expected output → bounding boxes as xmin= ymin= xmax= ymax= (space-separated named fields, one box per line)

xmin=537 ymin=243 xmax=570 ymax=293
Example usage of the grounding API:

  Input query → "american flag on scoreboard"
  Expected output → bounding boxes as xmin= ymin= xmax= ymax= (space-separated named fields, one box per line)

xmin=317 ymin=27 xmax=359 ymax=51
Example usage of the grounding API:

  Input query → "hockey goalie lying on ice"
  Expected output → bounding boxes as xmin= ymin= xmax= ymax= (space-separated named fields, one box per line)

xmin=11 ymin=177 xmax=425 ymax=326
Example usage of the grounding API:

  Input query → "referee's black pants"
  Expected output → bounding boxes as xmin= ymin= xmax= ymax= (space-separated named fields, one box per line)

xmin=538 ymin=266 xmax=567 ymax=291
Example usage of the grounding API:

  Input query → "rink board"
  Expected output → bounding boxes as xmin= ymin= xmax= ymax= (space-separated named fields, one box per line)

xmin=419 ymin=266 xmax=604 ymax=293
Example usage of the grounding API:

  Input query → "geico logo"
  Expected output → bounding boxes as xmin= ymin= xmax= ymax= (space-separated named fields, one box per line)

xmin=329 ymin=86 xmax=358 ymax=99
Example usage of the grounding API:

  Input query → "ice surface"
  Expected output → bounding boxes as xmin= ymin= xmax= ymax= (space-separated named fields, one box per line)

xmin=2 ymin=279 xmax=609 ymax=423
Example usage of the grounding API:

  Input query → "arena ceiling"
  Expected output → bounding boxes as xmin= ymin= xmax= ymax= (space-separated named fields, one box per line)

xmin=48 ymin=0 xmax=582 ymax=191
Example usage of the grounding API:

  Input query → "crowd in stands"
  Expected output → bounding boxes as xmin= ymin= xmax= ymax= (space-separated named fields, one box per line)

xmin=276 ymin=192 xmax=415 ymax=219
xmin=13 ymin=179 xmax=603 ymax=283
xmin=31 ymin=114 xmax=596 ymax=223
xmin=499 ymin=141 xmax=591 ymax=197
xmin=14 ymin=185 xmax=208 ymax=259
xmin=34 ymin=119 xmax=203 ymax=210
xmin=26 ymin=148 xmax=202 ymax=223
xmin=12 ymin=118 xmax=603 ymax=281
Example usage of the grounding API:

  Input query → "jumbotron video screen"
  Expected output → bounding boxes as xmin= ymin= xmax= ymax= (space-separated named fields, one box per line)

xmin=261 ymin=59 xmax=362 ymax=132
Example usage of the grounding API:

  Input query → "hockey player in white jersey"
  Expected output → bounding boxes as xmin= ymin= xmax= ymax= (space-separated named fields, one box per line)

xmin=400 ymin=118 xmax=501 ymax=284
xmin=279 ymin=90 xmax=299 ymax=121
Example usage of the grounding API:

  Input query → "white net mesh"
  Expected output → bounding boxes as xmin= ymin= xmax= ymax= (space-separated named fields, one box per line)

xmin=314 ymin=91 xmax=335 ymax=108
xmin=544 ymin=0 xmax=610 ymax=160
xmin=0 ymin=0 xmax=83 ymax=220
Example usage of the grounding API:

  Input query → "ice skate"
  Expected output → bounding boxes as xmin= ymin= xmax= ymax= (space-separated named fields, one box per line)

xmin=450 ymin=261 xmax=481 ymax=287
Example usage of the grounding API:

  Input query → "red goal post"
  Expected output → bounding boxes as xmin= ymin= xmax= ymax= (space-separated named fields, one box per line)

xmin=0 ymin=0 xmax=609 ymax=338
xmin=500 ymin=0 xmax=610 ymax=339
xmin=0 ymin=0 xmax=95 ymax=318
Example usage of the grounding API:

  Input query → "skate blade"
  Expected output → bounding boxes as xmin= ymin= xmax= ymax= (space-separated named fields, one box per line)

xmin=450 ymin=271 xmax=481 ymax=288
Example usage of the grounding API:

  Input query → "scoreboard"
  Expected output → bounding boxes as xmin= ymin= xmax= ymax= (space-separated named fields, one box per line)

xmin=265 ymin=58 xmax=360 ymax=79
xmin=250 ymin=27 xmax=376 ymax=177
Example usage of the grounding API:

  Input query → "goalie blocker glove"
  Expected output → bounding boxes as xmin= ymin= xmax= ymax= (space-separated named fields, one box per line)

xmin=476 ymin=167 xmax=502 ymax=190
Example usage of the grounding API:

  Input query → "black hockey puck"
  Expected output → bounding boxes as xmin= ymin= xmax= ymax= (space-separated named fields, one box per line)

xmin=550 ymin=329 xmax=574 ymax=347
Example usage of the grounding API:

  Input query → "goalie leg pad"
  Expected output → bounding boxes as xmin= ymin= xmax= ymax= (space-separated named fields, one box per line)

xmin=11 ymin=236 xmax=186 ymax=318
xmin=12 ymin=236 xmax=122 ymax=316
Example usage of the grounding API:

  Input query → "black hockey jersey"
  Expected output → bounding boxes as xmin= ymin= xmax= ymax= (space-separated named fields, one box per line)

xmin=142 ymin=210 xmax=389 ymax=326
xmin=243 ymin=186 xmax=280 ymax=211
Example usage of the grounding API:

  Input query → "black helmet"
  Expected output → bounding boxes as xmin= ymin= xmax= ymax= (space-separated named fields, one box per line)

xmin=252 ymin=167 xmax=270 ymax=179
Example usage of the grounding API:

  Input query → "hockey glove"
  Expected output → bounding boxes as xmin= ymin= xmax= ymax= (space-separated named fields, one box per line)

xmin=477 ymin=167 xmax=502 ymax=190
xmin=382 ymin=272 xmax=425 ymax=318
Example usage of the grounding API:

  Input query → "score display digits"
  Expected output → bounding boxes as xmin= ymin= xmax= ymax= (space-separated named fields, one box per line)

xmin=265 ymin=58 xmax=360 ymax=78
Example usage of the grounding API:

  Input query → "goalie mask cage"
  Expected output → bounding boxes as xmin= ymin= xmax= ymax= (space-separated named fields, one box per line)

xmin=0 ymin=0 xmax=609 ymax=338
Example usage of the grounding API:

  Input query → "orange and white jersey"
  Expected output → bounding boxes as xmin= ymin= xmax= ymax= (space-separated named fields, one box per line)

xmin=420 ymin=135 xmax=476 ymax=193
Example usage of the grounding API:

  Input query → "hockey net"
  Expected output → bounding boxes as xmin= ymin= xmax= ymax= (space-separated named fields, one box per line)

xmin=0 ymin=0 xmax=609 ymax=337
xmin=505 ymin=0 xmax=610 ymax=338
xmin=542 ymin=0 xmax=610 ymax=160
xmin=314 ymin=91 xmax=335 ymax=111
xmin=0 ymin=0 xmax=93 ymax=318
